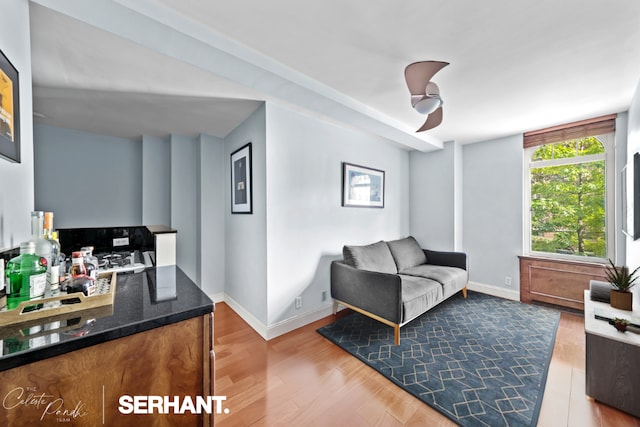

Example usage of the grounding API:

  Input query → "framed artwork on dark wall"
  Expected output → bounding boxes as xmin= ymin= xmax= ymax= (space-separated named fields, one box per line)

xmin=231 ymin=142 xmax=253 ymax=214
xmin=0 ymin=48 xmax=20 ymax=163
xmin=341 ymin=162 xmax=385 ymax=208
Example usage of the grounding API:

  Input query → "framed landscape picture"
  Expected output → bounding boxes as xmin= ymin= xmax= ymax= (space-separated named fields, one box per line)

xmin=231 ymin=143 xmax=252 ymax=214
xmin=342 ymin=162 xmax=385 ymax=208
xmin=0 ymin=49 xmax=20 ymax=163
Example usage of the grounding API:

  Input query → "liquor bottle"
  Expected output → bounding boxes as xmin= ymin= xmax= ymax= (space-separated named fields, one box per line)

xmin=6 ymin=241 xmax=47 ymax=311
xmin=43 ymin=212 xmax=61 ymax=290
xmin=81 ymin=246 xmax=99 ymax=280
xmin=62 ymin=252 xmax=95 ymax=297
xmin=68 ymin=251 xmax=86 ymax=277
xmin=51 ymin=232 xmax=66 ymax=288
xmin=30 ymin=212 xmax=52 ymax=289
xmin=0 ymin=259 xmax=6 ymax=311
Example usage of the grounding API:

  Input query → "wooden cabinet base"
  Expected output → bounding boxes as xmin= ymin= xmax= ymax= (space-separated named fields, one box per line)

xmin=519 ymin=256 xmax=608 ymax=310
xmin=0 ymin=314 xmax=214 ymax=426
xmin=586 ymin=333 xmax=640 ymax=417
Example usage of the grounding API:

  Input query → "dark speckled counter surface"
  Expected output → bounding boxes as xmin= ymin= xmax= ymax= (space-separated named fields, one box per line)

xmin=0 ymin=266 xmax=214 ymax=372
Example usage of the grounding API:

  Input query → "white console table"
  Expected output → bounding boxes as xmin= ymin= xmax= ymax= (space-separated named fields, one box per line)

xmin=584 ymin=290 xmax=640 ymax=417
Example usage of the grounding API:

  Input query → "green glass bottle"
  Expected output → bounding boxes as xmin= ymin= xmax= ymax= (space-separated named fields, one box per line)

xmin=6 ymin=241 xmax=47 ymax=311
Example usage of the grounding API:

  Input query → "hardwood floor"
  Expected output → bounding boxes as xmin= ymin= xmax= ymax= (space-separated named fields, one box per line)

xmin=213 ymin=302 xmax=640 ymax=426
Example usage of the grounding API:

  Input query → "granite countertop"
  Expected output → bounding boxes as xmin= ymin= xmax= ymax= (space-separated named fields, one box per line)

xmin=0 ymin=266 xmax=214 ymax=371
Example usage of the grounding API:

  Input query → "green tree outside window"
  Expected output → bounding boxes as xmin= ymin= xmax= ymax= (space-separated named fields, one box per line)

xmin=530 ymin=137 xmax=606 ymax=257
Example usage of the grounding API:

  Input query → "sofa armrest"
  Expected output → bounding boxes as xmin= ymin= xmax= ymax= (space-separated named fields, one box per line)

xmin=330 ymin=261 xmax=402 ymax=324
xmin=423 ymin=249 xmax=467 ymax=271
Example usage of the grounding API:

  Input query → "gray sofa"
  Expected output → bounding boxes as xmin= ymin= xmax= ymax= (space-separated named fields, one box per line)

xmin=330 ymin=236 xmax=468 ymax=345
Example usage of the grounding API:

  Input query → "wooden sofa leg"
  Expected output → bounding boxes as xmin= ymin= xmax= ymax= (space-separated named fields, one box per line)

xmin=462 ymin=286 xmax=467 ymax=299
xmin=394 ymin=325 xmax=400 ymax=346
xmin=332 ymin=300 xmax=339 ymax=315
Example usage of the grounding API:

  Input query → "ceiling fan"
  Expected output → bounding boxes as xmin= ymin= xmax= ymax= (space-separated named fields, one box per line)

xmin=404 ymin=61 xmax=449 ymax=132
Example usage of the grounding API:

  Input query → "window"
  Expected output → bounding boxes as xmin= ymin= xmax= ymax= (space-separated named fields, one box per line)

xmin=524 ymin=115 xmax=616 ymax=261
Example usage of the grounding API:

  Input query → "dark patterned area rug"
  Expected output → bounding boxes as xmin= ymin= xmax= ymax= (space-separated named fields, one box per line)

xmin=317 ymin=291 xmax=560 ymax=427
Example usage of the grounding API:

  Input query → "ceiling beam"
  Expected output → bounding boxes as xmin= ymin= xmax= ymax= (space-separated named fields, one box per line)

xmin=31 ymin=0 xmax=443 ymax=151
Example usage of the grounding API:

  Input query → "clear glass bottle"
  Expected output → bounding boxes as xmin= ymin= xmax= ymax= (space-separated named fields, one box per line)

xmin=51 ymin=231 xmax=66 ymax=288
xmin=30 ymin=211 xmax=52 ymax=289
xmin=6 ymin=241 xmax=47 ymax=311
xmin=0 ymin=259 xmax=6 ymax=311
xmin=43 ymin=212 xmax=61 ymax=290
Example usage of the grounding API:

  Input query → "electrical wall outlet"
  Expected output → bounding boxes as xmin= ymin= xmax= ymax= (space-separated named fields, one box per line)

xmin=295 ymin=296 xmax=302 ymax=309
xmin=505 ymin=276 xmax=512 ymax=286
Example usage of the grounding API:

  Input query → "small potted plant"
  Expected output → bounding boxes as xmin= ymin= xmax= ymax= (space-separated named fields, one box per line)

xmin=604 ymin=259 xmax=639 ymax=311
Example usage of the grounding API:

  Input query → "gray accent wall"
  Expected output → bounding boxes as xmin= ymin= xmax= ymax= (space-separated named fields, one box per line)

xmin=462 ymin=134 xmax=523 ymax=290
xmin=33 ymin=123 xmax=142 ymax=228
xmin=142 ymin=134 xmax=170 ymax=227
xmin=409 ymin=141 xmax=462 ymax=251
xmin=0 ymin=0 xmax=34 ymax=251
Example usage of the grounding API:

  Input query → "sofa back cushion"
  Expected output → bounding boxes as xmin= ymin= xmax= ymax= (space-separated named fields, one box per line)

xmin=387 ymin=236 xmax=427 ymax=272
xmin=343 ymin=241 xmax=397 ymax=274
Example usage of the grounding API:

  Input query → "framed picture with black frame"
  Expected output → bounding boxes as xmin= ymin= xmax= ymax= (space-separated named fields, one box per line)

xmin=0 ymin=48 xmax=20 ymax=163
xmin=341 ymin=162 xmax=385 ymax=208
xmin=230 ymin=142 xmax=252 ymax=214
xmin=622 ymin=152 xmax=640 ymax=240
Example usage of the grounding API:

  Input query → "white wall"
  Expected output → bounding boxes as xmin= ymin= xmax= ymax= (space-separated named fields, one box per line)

xmin=33 ymin=124 xmax=143 ymax=228
xmin=463 ymin=134 xmax=523 ymax=291
xmin=199 ymin=133 xmax=225 ymax=296
xmin=0 ymin=0 xmax=34 ymax=250
xmin=615 ymin=113 xmax=628 ymax=265
xmin=142 ymin=134 xmax=171 ymax=227
xmin=454 ymin=141 xmax=464 ymax=250
xmin=224 ymin=105 xmax=268 ymax=325
xmin=265 ymin=103 xmax=410 ymax=325
xmin=170 ymin=134 xmax=198 ymax=283
xmin=409 ymin=141 xmax=462 ymax=251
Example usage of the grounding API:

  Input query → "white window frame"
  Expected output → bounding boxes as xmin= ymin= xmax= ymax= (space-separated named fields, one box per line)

xmin=523 ymin=133 xmax=615 ymax=262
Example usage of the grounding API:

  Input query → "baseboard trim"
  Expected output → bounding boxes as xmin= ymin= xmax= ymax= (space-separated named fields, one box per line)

xmin=209 ymin=292 xmax=225 ymax=303
xmin=468 ymin=281 xmax=520 ymax=301
xmin=265 ymin=305 xmax=335 ymax=340
xmin=214 ymin=293 xmax=336 ymax=341
xmin=222 ymin=294 xmax=269 ymax=340
xmin=215 ymin=285 xmax=520 ymax=341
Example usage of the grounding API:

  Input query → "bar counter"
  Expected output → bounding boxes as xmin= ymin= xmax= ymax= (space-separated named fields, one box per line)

xmin=0 ymin=266 xmax=215 ymax=426
xmin=0 ymin=265 xmax=214 ymax=371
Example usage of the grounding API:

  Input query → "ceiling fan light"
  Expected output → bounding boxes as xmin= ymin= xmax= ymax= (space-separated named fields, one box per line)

xmin=414 ymin=96 xmax=442 ymax=115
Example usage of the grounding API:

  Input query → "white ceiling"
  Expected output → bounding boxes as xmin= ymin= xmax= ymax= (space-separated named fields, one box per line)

xmin=29 ymin=0 xmax=640 ymax=149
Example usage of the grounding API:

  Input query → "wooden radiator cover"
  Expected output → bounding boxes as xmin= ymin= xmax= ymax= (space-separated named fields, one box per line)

xmin=519 ymin=256 xmax=608 ymax=311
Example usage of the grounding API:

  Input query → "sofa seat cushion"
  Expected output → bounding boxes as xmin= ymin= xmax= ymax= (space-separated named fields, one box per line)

xmin=399 ymin=275 xmax=443 ymax=323
xmin=343 ymin=241 xmax=397 ymax=274
xmin=387 ymin=236 xmax=428 ymax=271
xmin=400 ymin=264 xmax=467 ymax=298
